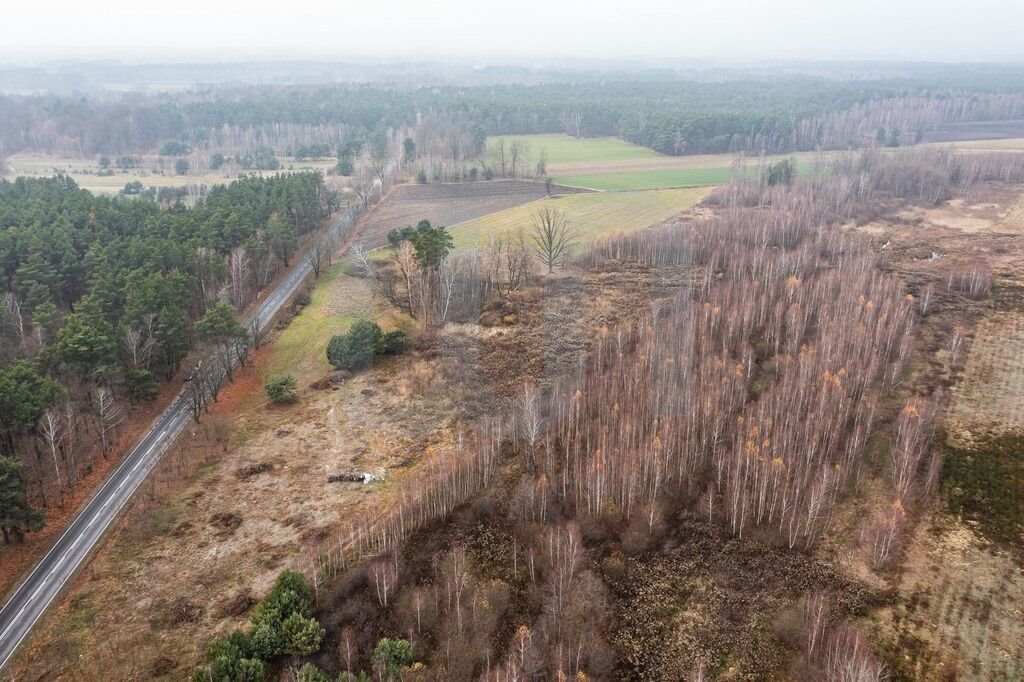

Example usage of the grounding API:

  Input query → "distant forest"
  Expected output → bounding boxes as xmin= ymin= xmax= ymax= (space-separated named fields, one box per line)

xmin=5 ymin=68 xmax=1024 ymax=159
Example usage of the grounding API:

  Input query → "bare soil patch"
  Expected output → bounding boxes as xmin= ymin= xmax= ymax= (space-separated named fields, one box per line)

xmin=357 ymin=180 xmax=588 ymax=247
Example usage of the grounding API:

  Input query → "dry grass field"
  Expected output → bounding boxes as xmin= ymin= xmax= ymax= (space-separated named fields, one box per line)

xmin=946 ymin=312 xmax=1024 ymax=443
xmin=447 ymin=187 xmax=709 ymax=247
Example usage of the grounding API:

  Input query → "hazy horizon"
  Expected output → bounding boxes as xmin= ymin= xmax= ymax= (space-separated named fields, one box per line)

xmin=5 ymin=0 xmax=1024 ymax=64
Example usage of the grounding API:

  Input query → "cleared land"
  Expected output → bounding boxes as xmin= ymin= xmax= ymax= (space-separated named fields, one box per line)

xmin=447 ymin=187 xmax=709 ymax=247
xmin=357 ymin=180 xmax=588 ymax=247
xmin=947 ymin=311 xmax=1024 ymax=442
xmin=2 ymin=153 xmax=336 ymax=195
xmin=554 ymin=161 xmax=816 ymax=191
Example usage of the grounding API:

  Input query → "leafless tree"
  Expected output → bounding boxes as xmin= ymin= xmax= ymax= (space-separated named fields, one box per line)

xmin=38 ymin=408 xmax=65 ymax=491
xmin=371 ymin=157 xmax=388 ymax=185
xmin=438 ymin=255 xmax=460 ymax=323
xmin=186 ymin=363 xmax=212 ymax=422
xmin=94 ymin=387 xmax=122 ymax=457
xmin=516 ymin=383 xmax=544 ymax=472
xmin=3 ymin=292 xmax=26 ymax=350
xmin=918 ymin=283 xmax=934 ymax=316
xmin=63 ymin=402 xmax=78 ymax=482
xmin=228 ymin=247 xmax=250 ymax=308
xmin=349 ymin=243 xmax=375 ymax=279
xmin=530 ymin=207 xmax=577 ymax=274
xmin=370 ymin=555 xmax=399 ymax=608
xmin=123 ymin=322 xmax=156 ymax=370
xmin=353 ymin=180 xmax=374 ymax=210
xmin=305 ymin=239 xmax=326 ymax=279
xmin=493 ymin=137 xmax=507 ymax=178
xmin=508 ymin=139 xmax=522 ymax=179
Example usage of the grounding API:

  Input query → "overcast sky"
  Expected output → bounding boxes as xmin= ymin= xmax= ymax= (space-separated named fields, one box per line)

xmin=5 ymin=0 xmax=1024 ymax=63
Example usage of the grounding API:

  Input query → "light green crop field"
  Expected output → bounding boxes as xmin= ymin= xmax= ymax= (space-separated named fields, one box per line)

xmin=553 ymin=167 xmax=734 ymax=191
xmin=554 ymin=160 xmax=817 ymax=191
xmin=447 ymin=187 xmax=708 ymax=248
xmin=487 ymin=134 xmax=828 ymax=191
xmin=487 ymin=134 xmax=659 ymax=166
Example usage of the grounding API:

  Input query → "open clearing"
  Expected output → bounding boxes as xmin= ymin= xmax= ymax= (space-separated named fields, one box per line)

xmin=357 ymin=180 xmax=587 ymax=247
xmin=871 ymin=515 xmax=1024 ymax=680
xmin=2 ymin=153 xmax=336 ymax=194
xmin=262 ymin=266 xmax=374 ymax=386
xmin=447 ymin=187 xmax=709 ymax=247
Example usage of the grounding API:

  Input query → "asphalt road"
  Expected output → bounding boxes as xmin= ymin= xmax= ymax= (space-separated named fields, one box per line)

xmin=0 ymin=206 xmax=360 ymax=672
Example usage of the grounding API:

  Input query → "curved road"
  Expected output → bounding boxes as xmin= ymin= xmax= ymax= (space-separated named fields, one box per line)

xmin=0 ymin=205 xmax=363 ymax=672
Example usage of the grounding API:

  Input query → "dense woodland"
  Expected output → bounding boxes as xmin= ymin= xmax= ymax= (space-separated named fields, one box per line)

xmin=5 ymin=74 xmax=1024 ymax=163
xmin=0 ymin=172 xmax=337 ymax=540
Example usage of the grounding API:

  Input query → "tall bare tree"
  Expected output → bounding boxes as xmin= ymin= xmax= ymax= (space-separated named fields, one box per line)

xmin=94 ymin=387 xmax=122 ymax=458
xmin=38 ymin=409 xmax=65 ymax=490
xmin=306 ymin=239 xmax=326 ymax=279
xmin=529 ymin=207 xmax=577 ymax=274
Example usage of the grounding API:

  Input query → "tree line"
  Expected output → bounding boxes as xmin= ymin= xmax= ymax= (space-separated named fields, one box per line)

xmin=5 ymin=76 xmax=1024 ymax=161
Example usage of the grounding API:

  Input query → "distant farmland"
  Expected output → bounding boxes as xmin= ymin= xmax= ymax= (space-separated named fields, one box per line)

xmin=447 ymin=187 xmax=708 ymax=247
xmin=487 ymin=133 xmax=657 ymax=166
xmin=488 ymin=134 xmax=823 ymax=191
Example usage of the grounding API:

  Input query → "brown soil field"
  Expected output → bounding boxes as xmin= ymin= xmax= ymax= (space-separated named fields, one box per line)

xmin=356 ymin=180 xmax=589 ymax=247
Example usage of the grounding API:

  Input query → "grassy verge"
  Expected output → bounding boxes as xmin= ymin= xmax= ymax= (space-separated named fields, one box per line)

xmin=264 ymin=262 xmax=362 ymax=382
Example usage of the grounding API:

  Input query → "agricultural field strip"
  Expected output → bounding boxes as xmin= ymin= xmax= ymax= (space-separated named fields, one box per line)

xmin=445 ymin=187 xmax=708 ymax=248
